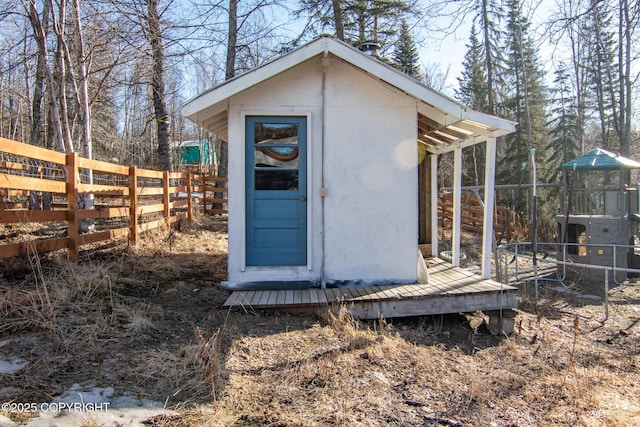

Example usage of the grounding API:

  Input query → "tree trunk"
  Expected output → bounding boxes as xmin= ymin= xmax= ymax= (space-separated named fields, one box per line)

xmin=51 ymin=0 xmax=75 ymax=153
xmin=617 ymin=0 xmax=632 ymax=158
xmin=28 ymin=0 xmax=50 ymax=210
xmin=226 ymin=0 xmax=237 ymax=80
xmin=481 ymin=0 xmax=495 ymax=115
xmin=147 ymin=0 xmax=171 ymax=171
xmin=71 ymin=0 xmax=93 ymax=171
xmin=25 ymin=0 xmax=71 ymax=154
xmin=331 ymin=0 xmax=344 ymax=40
xmin=72 ymin=0 xmax=95 ymax=230
xmin=214 ymin=0 xmax=236 ymax=211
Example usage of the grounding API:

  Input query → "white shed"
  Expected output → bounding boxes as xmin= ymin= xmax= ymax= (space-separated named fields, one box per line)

xmin=183 ymin=35 xmax=515 ymax=289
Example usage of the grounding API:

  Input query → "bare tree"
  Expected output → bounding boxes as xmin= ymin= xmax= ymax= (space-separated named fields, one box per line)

xmin=24 ymin=0 xmax=73 ymax=153
xmin=546 ymin=0 xmax=638 ymax=160
xmin=226 ymin=0 xmax=237 ymax=80
xmin=547 ymin=0 xmax=589 ymax=153
xmin=29 ymin=0 xmax=49 ymax=150
xmin=69 ymin=0 xmax=95 ymax=214
xmin=614 ymin=0 xmax=636 ymax=158
xmin=146 ymin=0 xmax=171 ymax=170
xmin=422 ymin=61 xmax=451 ymax=92
xmin=50 ymin=0 xmax=75 ymax=152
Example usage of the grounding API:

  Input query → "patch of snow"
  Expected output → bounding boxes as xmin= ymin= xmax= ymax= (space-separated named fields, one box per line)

xmin=547 ymin=285 xmax=602 ymax=300
xmin=24 ymin=384 xmax=176 ymax=427
xmin=0 ymin=358 xmax=27 ymax=375
xmin=0 ymin=414 xmax=17 ymax=427
xmin=0 ymin=339 xmax=27 ymax=375
xmin=0 ymin=387 xmax=21 ymax=400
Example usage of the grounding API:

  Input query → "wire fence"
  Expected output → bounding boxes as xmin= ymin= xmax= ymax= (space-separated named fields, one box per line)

xmin=497 ymin=241 xmax=640 ymax=322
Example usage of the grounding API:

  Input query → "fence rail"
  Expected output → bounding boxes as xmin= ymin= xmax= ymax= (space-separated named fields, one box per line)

xmin=438 ymin=193 xmax=514 ymax=240
xmin=1 ymin=137 xmax=228 ymax=262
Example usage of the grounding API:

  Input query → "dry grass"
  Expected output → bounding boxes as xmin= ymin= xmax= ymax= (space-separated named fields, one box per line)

xmin=1 ymin=215 xmax=639 ymax=426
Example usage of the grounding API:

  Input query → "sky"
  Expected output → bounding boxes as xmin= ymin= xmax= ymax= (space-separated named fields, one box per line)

xmin=418 ymin=36 xmax=467 ymax=97
xmin=414 ymin=0 xmax=555 ymax=97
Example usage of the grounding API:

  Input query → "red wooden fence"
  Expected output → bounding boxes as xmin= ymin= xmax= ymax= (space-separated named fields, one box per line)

xmin=438 ymin=193 xmax=514 ymax=240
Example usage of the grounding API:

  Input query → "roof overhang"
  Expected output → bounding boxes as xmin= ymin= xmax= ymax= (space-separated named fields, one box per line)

xmin=182 ymin=36 xmax=515 ymax=154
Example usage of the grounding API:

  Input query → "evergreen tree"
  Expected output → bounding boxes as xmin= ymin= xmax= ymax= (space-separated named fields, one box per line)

xmin=456 ymin=23 xmax=488 ymax=112
xmin=583 ymin=1 xmax=617 ymax=152
xmin=295 ymin=0 xmax=345 ymax=41
xmin=454 ymin=0 xmax=507 ymax=189
xmin=295 ymin=0 xmax=417 ymax=58
xmin=456 ymin=23 xmax=489 ymax=186
xmin=546 ymin=63 xmax=581 ymax=183
xmin=392 ymin=20 xmax=420 ymax=78
xmin=476 ymin=0 xmax=506 ymax=116
xmin=344 ymin=0 xmax=413 ymax=47
xmin=546 ymin=0 xmax=591 ymax=155
xmin=499 ymin=0 xmax=548 ymax=218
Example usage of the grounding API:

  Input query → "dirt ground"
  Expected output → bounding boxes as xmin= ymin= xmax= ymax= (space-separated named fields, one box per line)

xmin=1 ymin=216 xmax=639 ymax=426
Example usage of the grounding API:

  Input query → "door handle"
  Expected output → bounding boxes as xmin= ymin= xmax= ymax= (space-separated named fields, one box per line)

xmin=300 ymin=196 xmax=306 ymax=202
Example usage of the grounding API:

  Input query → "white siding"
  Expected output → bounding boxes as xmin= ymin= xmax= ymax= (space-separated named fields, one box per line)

xmin=226 ymin=56 xmax=418 ymax=284
xmin=322 ymin=59 xmax=418 ymax=282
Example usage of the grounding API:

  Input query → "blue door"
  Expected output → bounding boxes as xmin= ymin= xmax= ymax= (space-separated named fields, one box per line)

xmin=246 ymin=116 xmax=307 ymax=266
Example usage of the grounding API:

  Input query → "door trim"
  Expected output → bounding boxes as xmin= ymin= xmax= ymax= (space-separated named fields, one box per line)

xmin=240 ymin=111 xmax=313 ymax=272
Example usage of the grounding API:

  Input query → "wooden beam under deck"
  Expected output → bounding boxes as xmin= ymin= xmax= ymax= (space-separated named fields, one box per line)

xmin=222 ymin=258 xmax=517 ymax=320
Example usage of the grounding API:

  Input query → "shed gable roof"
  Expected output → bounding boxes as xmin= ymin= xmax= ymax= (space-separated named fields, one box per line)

xmin=182 ymin=36 xmax=515 ymax=153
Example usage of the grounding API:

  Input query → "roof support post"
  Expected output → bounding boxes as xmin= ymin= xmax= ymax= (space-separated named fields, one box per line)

xmin=452 ymin=146 xmax=462 ymax=266
xmin=481 ymin=137 xmax=497 ymax=279
xmin=431 ymin=153 xmax=439 ymax=257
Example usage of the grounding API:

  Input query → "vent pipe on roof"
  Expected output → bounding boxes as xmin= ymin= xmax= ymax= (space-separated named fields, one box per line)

xmin=358 ymin=40 xmax=381 ymax=58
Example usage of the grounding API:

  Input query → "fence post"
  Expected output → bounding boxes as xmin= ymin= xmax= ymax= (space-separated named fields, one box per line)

xmin=187 ymin=172 xmax=193 ymax=221
xmin=66 ymin=152 xmax=79 ymax=262
xmin=604 ymin=269 xmax=609 ymax=322
xmin=202 ymin=174 xmax=207 ymax=215
xmin=129 ymin=166 xmax=138 ymax=245
xmin=163 ymin=170 xmax=170 ymax=228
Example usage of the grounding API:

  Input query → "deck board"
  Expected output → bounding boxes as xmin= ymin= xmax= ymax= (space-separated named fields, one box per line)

xmin=267 ymin=290 xmax=278 ymax=306
xmin=224 ymin=291 xmax=240 ymax=306
xmin=301 ymin=290 xmax=311 ymax=305
xmin=293 ymin=290 xmax=302 ymax=305
xmin=284 ymin=290 xmax=295 ymax=306
xmin=347 ymin=287 xmax=365 ymax=300
xmin=242 ymin=291 xmax=256 ymax=307
xmin=257 ymin=290 xmax=271 ymax=306
xmin=275 ymin=291 xmax=286 ymax=307
xmin=223 ymin=258 xmax=518 ymax=319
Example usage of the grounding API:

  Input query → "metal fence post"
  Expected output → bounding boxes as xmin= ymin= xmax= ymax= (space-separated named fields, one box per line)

xmin=604 ymin=269 xmax=609 ymax=322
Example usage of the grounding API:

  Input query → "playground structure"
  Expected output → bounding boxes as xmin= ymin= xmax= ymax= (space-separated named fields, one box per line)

xmin=556 ymin=149 xmax=640 ymax=283
xmin=493 ymin=149 xmax=640 ymax=321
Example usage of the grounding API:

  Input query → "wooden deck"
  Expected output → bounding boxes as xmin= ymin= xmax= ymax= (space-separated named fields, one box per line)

xmin=223 ymin=258 xmax=518 ymax=319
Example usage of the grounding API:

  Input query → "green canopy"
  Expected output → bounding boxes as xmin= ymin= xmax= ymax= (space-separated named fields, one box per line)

xmin=557 ymin=148 xmax=640 ymax=170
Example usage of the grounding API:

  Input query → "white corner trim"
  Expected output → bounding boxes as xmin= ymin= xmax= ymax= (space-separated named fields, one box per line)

xmin=240 ymin=111 xmax=247 ymax=272
xmin=306 ymin=110 xmax=313 ymax=271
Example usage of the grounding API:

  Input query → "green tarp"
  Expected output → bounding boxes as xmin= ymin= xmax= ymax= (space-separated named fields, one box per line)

xmin=180 ymin=140 xmax=211 ymax=164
